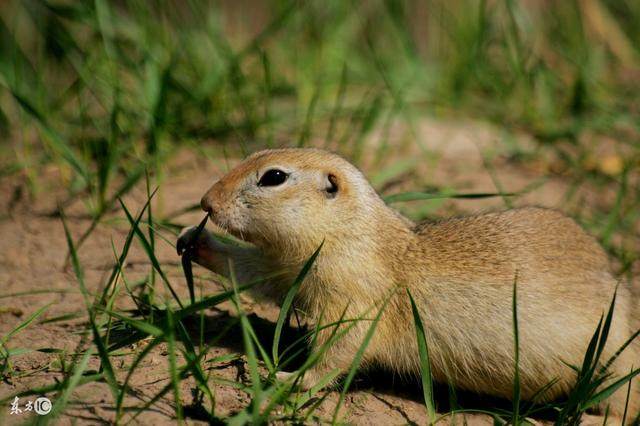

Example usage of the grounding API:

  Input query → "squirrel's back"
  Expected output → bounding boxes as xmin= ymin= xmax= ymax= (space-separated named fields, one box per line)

xmin=412 ymin=207 xmax=612 ymax=288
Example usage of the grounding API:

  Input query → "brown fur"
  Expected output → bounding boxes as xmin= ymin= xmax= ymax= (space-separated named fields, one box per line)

xmin=179 ymin=148 xmax=639 ymax=420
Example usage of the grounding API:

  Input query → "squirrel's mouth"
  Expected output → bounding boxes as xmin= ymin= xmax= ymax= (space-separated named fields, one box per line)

xmin=208 ymin=213 xmax=256 ymax=245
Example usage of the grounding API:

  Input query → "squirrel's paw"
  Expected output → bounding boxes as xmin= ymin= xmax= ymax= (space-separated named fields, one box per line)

xmin=275 ymin=370 xmax=318 ymax=391
xmin=275 ymin=370 xmax=295 ymax=383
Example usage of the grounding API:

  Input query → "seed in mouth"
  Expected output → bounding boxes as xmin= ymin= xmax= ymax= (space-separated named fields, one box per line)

xmin=177 ymin=214 xmax=208 ymax=256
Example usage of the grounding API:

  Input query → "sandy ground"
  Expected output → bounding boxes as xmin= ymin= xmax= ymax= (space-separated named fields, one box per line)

xmin=0 ymin=118 xmax=637 ymax=424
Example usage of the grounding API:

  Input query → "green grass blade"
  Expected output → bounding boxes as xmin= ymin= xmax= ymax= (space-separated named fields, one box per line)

xmin=0 ymin=303 xmax=51 ymax=349
xmin=99 ymin=309 xmax=164 ymax=337
xmin=46 ymin=347 xmax=92 ymax=423
xmin=247 ymin=324 xmax=275 ymax=374
xmin=229 ymin=262 xmax=263 ymax=423
xmin=115 ymin=336 xmax=163 ymax=421
xmin=581 ymin=368 xmax=640 ymax=410
xmin=621 ymin=368 xmax=632 ymax=426
xmin=89 ymin=319 xmax=119 ymax=403
xmin=592 ymin=288 xmax=618 ymax=373
xmin=102 ymin=187 xmax=157 ymax=305
xmin=511 ymin=273 xmax=521 ymax=424
xmin=580 ymin=315 xmax=604 ymax=378
xmin=407 ymin=289 xmax=436 ymax=423
xmin=175 ymin=277 xmax=269 ymax=319
xmin=383 ymin=191 xmax=516 ymax=203
xmin=62 ymin=208 xmax=120 ymax=405
xmin=272 ymin=242 xmax=323 ymax=365
xmin=164 ymin=305 xmax=183 ymax=421
xmin=332 ymin=293 xmax=393 ymax=424
xmin=174 ymin=322 xmax=216 ymax=420
xmin=602 ymin=328 xmax=640 ymax=374
xmin=119 ymin=198 xmax=184 ymax=308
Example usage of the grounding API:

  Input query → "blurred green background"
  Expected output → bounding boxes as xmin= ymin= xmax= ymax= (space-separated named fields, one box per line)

xmin=0 ymin=0 xmax=639 ymax=268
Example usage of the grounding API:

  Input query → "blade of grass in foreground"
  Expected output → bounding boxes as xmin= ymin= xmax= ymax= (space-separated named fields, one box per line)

xmin=555 ymin=287 xmax=633 ymax=424
xmin=0 ymin=303 xmax=51 ymax=351
xmin=174 ymin=321 xmax=216 ymax=421
xmin=581 ymin=368 xmax=640 ymax=410
xmin=232 ymin=309 xmax=356 ymax=422
xmin=89 ymin=320 xmax=119 ymax=403
xmin=511 ymin=273 xmax=521 ymax=424
xmin=164 ymin=304 xmax=183 ymax=422
xmin=98 ymin=309 xmax=164 ymax=337
xmin=383 ymin=191 xmax=516 ymax=204
xmin=119 ymin=198 xmax=184 ymax=309
xmin=602 ymin=328 xmax=640 ymax=374
xmin=593 ymin=288 xmax=618 ymax=369
xmin=115 ymin=336 xmax=163 ymax=422
xmin=332 ymin=292 xmax=393 ymax=424
xmin=127 ymin=340 xmax=221 ymax=424
xmin=60 ymin=209 xmax=91 ymax=309
xmin=228 ymin=261 xmax=263 ymax=424
xmin=45 ymin=346 xmax=92 ymax=424
xmin=272 ymin=242 xmax=323 ymax=366
xmin=101 ymin=187 xmax=158 ymax=308
xmin=0 ymin=302 xmax=51 ymax=379
xmin=173 ymin=269 xmax=287 ymax=319
xmin=407 ymin=289 xmax=436 ymax=424
xmin=145 ymin=172 xmax=157 ymax=303
xmin=62 ymin=209 xmax=120 ymax=404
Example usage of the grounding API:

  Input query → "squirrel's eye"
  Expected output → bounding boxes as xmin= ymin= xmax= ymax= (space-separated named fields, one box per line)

xmin=258 ymin=169 xmax=288 ymax=187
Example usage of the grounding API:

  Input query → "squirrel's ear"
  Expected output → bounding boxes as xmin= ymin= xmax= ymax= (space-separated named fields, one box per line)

xmin=323 ymin=173 xmax=339 ymax=198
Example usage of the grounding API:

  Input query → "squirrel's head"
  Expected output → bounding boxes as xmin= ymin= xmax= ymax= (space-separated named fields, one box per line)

xmin=200 ymin=148 xmax=385 ymax=259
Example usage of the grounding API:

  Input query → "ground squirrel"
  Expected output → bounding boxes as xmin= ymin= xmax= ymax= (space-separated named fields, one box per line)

xmin=178 ymin=148 xmax=639 ymax=419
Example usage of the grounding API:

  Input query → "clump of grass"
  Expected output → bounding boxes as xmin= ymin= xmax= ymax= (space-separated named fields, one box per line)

xmin=555 ymin=288 xmax=640 ymax=425
xmin=0 ymin=303 xmax=51 ymax=381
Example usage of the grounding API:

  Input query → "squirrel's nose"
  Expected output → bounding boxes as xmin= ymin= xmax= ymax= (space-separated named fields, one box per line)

xmin=201 ymin=195 xmax=213 ymax=214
